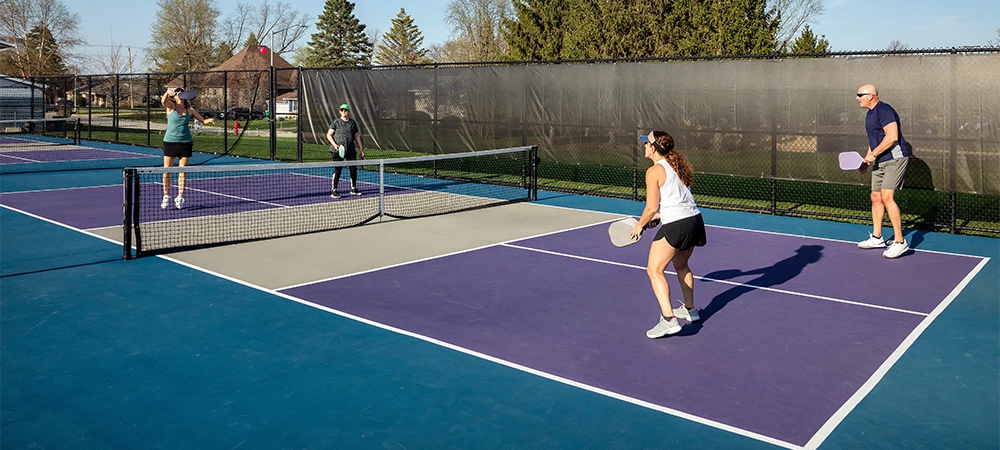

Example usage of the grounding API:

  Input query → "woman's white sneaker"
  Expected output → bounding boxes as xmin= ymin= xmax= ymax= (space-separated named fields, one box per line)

xmin=882 ymin=240 xmax=909 ymax=258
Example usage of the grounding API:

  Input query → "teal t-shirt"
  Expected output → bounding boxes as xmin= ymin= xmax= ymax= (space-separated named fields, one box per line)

xmin=164 ymin=109 xmax=192 ymax=143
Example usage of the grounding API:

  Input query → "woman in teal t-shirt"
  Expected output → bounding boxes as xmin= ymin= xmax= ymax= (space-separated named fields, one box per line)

xmin=160 ymin=87 xmax=215 ymax=209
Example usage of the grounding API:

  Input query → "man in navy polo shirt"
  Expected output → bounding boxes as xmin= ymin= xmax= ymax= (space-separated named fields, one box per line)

xmin=855 ymin=84 xmax=912 ymax=259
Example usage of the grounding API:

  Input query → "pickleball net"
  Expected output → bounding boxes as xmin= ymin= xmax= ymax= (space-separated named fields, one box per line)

xmin=123 ymin=146 xmax=539 ymax=258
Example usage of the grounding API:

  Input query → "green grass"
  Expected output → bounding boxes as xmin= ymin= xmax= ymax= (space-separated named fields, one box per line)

xmin=72 ymin=121 xmax=1000 ymax=238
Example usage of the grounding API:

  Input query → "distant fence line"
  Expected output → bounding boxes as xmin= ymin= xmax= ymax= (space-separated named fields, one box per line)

xmin=6 ymin=47 xmax=998 ymax=236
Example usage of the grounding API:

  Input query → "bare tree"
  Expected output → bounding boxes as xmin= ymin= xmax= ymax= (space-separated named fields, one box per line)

xmin=219 ymin=0 xmax=309 ymax=59
xmin=441 ymin=0 xmax=510 ymax=62
xmin=768 ymin=0 xmax=826 ymax=51
xmin=148 ymin=0 xmax=220 ymax=72
xmin=366 ymin=28 xmax=381 ymax=65
xmin=887 ymin=39 xmax=909 ymax=52
xmin=0 ymin=0 xmax=82 ymax=77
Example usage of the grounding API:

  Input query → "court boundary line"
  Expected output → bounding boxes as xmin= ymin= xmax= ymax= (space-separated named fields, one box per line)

xmin=501 ymin=243 xmax=931 ymax=317
xmin=804 ymin=255 xmax=991 ymax=449
xmin=152 ymin=252 xmax=801 ymax=450
xmin=3 ymin=202 xmax=990 ymax=450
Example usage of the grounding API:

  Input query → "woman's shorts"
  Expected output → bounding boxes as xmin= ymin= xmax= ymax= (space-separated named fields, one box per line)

xmin=653 ymin=213 xmax=707 ymax=251
xmin=163 ymin=141 xmax=193 ymax=158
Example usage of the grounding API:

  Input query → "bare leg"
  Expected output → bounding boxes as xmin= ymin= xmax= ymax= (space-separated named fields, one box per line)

xmin=672 ymin=248 xmax=695 ymax=308
xmin=162 ymin=156 xmax=174 ymax=196
xmin=881 ymin=189 xmax=903 ymax=242
xmin=870 ymin=190 xmax=885 ymax=237
xmin=647 ymin=237 xmax=678 ymax=318
xmin=177 ymin=157 xmax=189 ymax=198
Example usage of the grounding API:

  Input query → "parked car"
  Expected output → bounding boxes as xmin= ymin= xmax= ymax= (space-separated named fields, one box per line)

xmin=195 ymin=108 xmax=218 ymax=119
xmin=219 ymin=107 xmax=265 ymax=121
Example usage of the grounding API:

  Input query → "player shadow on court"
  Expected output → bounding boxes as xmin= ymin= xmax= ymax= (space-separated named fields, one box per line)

xmin=677 ymin=244 xmax=824 ymax=335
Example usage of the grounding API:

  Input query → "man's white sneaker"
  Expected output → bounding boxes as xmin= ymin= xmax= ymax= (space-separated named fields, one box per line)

xmin=882 ymin=240 xmax=909 ymax=258
xmin=857 ymin=233 xmax=886 ymax=249
xmin=174 ymin=196 xmax=185 ymax=209
xmin=646 ymin=316 xmax=682 ymax=339
xmin=160 ymin=195 xmax=170 ymax=209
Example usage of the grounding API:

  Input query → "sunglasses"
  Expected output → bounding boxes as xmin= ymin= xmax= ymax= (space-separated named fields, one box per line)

xmin=856 ymin=93 xmax=872 ymax=98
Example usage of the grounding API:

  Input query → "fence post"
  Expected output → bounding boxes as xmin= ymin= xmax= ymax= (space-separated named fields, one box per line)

xmin=948 ymin=49 xmax=960 ymax=233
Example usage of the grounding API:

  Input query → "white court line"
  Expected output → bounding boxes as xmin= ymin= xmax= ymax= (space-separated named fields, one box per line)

xmin=4 ymin=199 xmax=991 ymax=449
xmin=159 ymin=252 xmax=801 ymax=450
xmin=500 ymin=243 xmax=930 ymax=317
xmin=803 ymin=256 xmax=991 ymax=449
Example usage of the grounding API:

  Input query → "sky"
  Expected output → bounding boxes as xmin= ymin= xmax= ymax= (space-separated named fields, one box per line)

xmin=72 ymin=0 xmax=999 ymax=72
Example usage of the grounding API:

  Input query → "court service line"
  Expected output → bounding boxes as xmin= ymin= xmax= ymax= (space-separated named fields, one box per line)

xmin=526 ymin=201 xmax=984 ymax=260
xmin=501 ymin=243 xmax=929 ymax=317
xmin=154 ymin=253 xmax=800 ymax=450
xmin=803 ymin=255 xmax=991 ymax=450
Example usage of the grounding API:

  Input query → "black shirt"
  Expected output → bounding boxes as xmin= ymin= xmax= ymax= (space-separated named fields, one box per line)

xmin=329 ymin=118 xmax=358 ymax=149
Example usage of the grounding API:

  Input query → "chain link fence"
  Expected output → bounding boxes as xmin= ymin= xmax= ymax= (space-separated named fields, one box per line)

xmin=299 ymin=49 xmax=998 ymax=236
xmin=6 ymin=49 xmax=996 ymax=236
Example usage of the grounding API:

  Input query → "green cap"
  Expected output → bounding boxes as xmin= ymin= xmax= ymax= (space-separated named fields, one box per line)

xmin=339 ymin=104 xmax=350 ymax=111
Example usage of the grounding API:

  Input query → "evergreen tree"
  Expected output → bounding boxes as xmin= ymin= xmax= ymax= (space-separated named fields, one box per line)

xmin=789 ymin=25 xmax=829 ymax=54
xmin=303 ymin=0 xmax=372 ymax=67
xmin=501 ymin=0 xmax=569 ymax=60
xmin=244 ymin=33 xmax=260 ymax=48
xmin=16 ymin=25 xmax=68 ymax=75
xmin=374 ymin=9 xmax=431 ymax=65
xmin=502 ymin=0 xmax=777 ymax=60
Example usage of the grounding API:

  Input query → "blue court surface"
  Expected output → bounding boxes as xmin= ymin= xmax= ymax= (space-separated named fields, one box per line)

xmin=1 ymin=165 xmax=997 ymax=449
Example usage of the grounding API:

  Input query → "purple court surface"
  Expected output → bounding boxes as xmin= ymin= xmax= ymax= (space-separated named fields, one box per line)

xmin=0 ymin=147 xmax=154 ymax=164
xmin=280 ymin=223 xmax=986 ymax=447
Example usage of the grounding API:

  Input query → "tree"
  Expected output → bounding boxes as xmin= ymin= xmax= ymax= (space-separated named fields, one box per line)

xmin=218 ymin=0 xmax=309 ymax=61
xmin=502 ymin=0 xmax=778 ymax=60
xmin=148 ymin=0 xmax=221 ymax=72
xmin=887 ymin=39 xmax=908 ymax=52
xmin=768 ymin=0 xmax=825 ymax=52
xmin=374 ymin=9 xmax=431 ymax=65
xmin=302 ymin=0 xmax=371 ymax=67
xmin=0 ymin=0 xmax=82 ymax=77
xmin=501 ymin=0 xmax=569 ymax=60
xmin=441 ymin=0 xmax=510 ymax=62
xmin=788 ymin=24 xmax=829 ymax=54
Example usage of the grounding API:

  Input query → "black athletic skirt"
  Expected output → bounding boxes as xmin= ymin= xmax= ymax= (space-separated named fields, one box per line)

xmin=163 ymin=141 xmax=193 ymax=158
xmin=653 ymin=213 xmax=707 ymax=251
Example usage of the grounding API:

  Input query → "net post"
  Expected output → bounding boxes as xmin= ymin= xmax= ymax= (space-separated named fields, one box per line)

xmin=123 ymin=168 xmax=135 ymax=259
xmin=529 ymin=145 xmax=539 ymax=201
xmin=379 ymin=160 xmax=385 ymax=219
xmin=73 ymin=117 xmax=81 ymax=145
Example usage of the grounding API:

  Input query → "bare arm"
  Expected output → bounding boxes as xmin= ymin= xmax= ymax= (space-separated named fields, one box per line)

xmin=189 ymin=107 xmax=215 ymax=124
xmin=631 ymin=165 xmax=664 ymax=238
xmin=354 ymin=131 xmax=364 ymax=158
xmin=326 ymin=128 xmax=336 ymax=147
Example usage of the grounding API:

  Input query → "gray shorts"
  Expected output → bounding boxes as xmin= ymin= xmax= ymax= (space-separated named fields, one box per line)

xmin=872 ymin=156 xmax=909 ymax=192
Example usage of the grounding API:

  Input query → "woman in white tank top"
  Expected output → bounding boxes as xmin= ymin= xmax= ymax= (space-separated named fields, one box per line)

xmin=630 ymin=131 xmax=708 ymax=339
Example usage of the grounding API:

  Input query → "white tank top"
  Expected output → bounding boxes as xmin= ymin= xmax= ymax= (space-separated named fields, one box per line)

xmin=657 ymin=159 xmax=700 ymax=223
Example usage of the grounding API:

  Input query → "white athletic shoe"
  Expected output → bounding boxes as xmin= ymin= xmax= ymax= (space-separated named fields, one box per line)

xmin=673 ymin=305 xmax=700 ymax=322
xmin=857 ymin=233 xmax=886 ymax=249
xmin=174 ymin=196 xmax=185 ymax=209
xmin=160 ymin=195 xmax=170 ymax=209
xmin=646 ymin=316 xmax=682 ymax=339
xmin=882 ymin=240 xmax=909 ymax=259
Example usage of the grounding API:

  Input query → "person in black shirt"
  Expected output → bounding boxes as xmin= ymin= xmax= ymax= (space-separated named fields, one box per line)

xmin=326 ymin=103 xmax=365 ymax=198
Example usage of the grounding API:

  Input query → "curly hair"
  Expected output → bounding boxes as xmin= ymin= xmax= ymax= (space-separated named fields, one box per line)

xmin=651 ymin=130 xmax=694 ymax=187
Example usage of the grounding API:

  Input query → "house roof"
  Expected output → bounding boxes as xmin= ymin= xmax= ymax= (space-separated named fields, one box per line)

xmin=168 ymin=45 xmax=297 ymax=90
xmin=276 ymin=91 xmax=297 ymax=101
